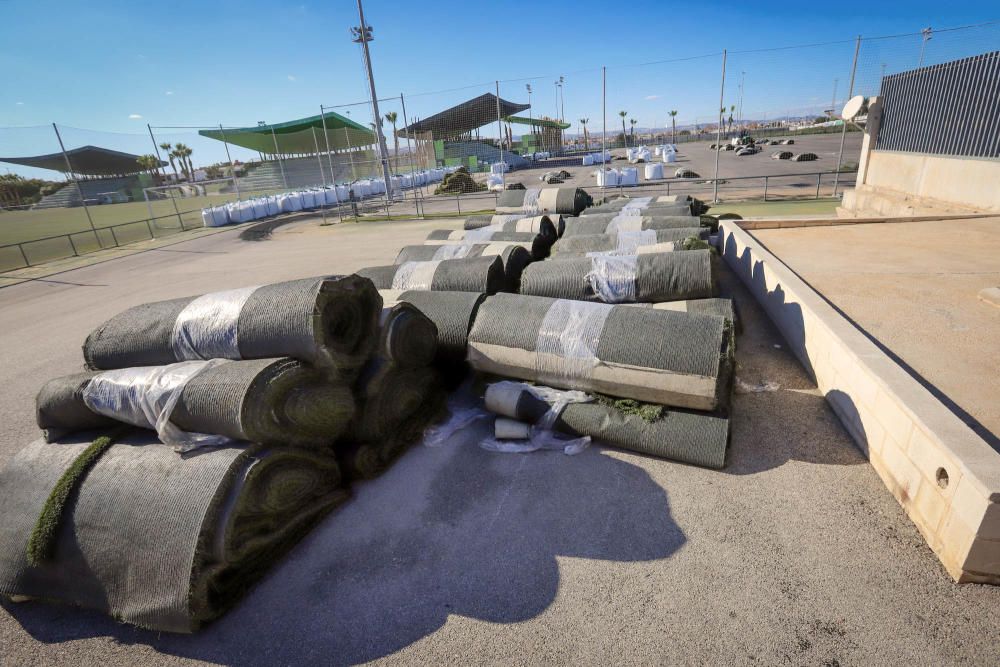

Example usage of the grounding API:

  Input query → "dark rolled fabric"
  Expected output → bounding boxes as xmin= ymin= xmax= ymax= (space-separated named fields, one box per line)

xmin=357 ymin=256 xmax=506 ymax=294
xmin=0 ymin=433 xmax=347 ymax=632
xmin=485 ymin=382 xmax=730 ymax=468
xmin=467 ymin=293 xmax=734 ymax=411
xmin=394 ymin=244 xmax=532 ymax=292
xmin=423 ymin=229 xmax=553 ymax=260
xmin=82 ymin=275 xmax=381 ymax=379
xmin=463 ymin=213 xmax=566 ymax=236
xmin=627 ymin=297 xmax=739 ymax=331
xmin=35 ymin=358 xmax=355 ymax=447
xmin=518 ymin=250 xmax=718 ymax=303
xmin=561 ymin=215 xmax=701 ymax=238
xmin=378 ymin=302 xmax=438 ymax=368
xmin=495 ymin=187 xmax=592 ymax=215
xmin=552 ymin=227 xmax=707 ymax=256
xmin=379 ymin=289 xmax=486 ymax=367
xmin=463 ymin=214 xmax=495 ymax=230
xmin=582 ymin=201 xmax=693 ymax=216
xmin=347 ymin=359 xmax=442 ymax=444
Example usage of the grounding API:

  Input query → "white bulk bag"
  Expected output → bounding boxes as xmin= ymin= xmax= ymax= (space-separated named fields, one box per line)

xmin=654 ymin=146 xmax=663 ymax=156
xmin=663 ymin=152 xmax=677 ymax=164
xmin=491 ymin=162 xmax=508 ymax=174
xmin=644 ymin=163 xmax=664 ymax=180
xmin=486 ymin=174 xmax=504 ymax=192
xmin=596 ymin=168 xmax=619 ymax=187
xmin=335 ymin=185 xmax=349 ymax=200
xmin=278 ymin=194 xmax=300 ymax=213
xmin=619 ymin=167 xmax=639 ymax=186
xmin=226 ymin=201 xmax=251 ymax=223
xmin=323 ymin=188 xmax=338 ymax=206
xmin=265 ymin=196 xmax=280 ymax=216
xmin=298 ymin=191 xmax=313 ymax=209
xmin=582 ymin=154 xmax=594 ymax=166
xmin=251 ymin=198 xmax=269 ymax=218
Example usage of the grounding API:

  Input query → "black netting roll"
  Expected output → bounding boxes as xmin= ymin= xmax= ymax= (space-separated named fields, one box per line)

xmin=378 ymin=302 xmax=438 ymax=368
xmin=485 ymin=383 xmax=730 ymax=468
xmin=561 ymin=215 xmax=701 ymax=238
xmin=0 ymin=432 xmax=347 ymax=632
xmin=552 ymin=228 xmax=707 ymax=256
xmin=35 ymin=358 xmax=355 ymax=447
xmin=378 ymin=289 xmax=486 ymax=367
xmin=518 ymin=250 xmax=718 ymax=303
xmin=467 ymin=293 xmax=733 ymax=410
xmin=394 ymin=244 xmax=532 ymax=292
xmin=82 ymin=275 xmax=381 ymax=379
xmin=357 ymin=256 xmax=506 ymax=294
xmin=496 ymin=187 xmax=592 ymax=215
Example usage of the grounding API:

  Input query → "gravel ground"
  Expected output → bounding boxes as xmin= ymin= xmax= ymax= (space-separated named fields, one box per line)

xmin=0 ymin=215 xmax=998 ymax=666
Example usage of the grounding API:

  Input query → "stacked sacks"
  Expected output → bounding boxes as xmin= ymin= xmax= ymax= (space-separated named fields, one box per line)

xmin=519 ymin=250 xmax=718 ymax=304
xmin=551 ymin=228 xmax=708 ymax=256
xmin=394 ymin=244 xmax=532 ymax=292
xmin=356 ymin=256 xmax=506 ymax=295
xmin=467 ymin=294 xmax=736 ymax=468
xmin=496 ymin=187 xmax=592 ymax=216
xmin=0 ymin=274 xmax=445 ymax=632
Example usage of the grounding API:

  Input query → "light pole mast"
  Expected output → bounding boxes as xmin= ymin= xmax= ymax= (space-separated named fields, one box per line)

xmin=352 ymin=0 xmax=393 ymax=200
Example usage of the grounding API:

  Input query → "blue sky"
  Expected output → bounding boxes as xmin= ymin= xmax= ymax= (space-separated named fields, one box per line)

xmin=1 ymin=1 xmax=998 ymax=177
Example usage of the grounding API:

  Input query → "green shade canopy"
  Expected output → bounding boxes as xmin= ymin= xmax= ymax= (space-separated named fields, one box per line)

xmin=506 ymin=116 xmax=571 ymax=130
xmin=0 ymin=146 xmax=165 ymax=176
xmin=199 ymin=111 xmax=376 ymax=155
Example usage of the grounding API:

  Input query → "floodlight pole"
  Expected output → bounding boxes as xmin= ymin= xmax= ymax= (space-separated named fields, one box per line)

xmin=52 ymin=123 xmax=98 ymax=237
xmin=496 ymin=81 xmax=505 ymax=190
xmin=601 ymin=66 xmax=606 ymax=202
xmin=833 ymin=35 xmax=862 ymax=198
xmin=353 ymin=0 xmax=394 ymax=202
xmin=218 ymin=124 xmax=241 ymax=199
xmin=713 ymin=50 xmax=726 ymax=203
xmin=147 ymin=123 xmax=183 ymax=228
xmin=320 ymin=105 xmax=337 ymax=184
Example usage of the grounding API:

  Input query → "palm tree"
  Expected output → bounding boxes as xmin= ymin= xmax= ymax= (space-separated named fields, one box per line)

xmin=629 ymin=118 xmax=637 ymax=144
xmin=174 ymin=143 xmax=194 ymax=180
xmin=668 ymin=110 xmax=678 ymax=144
xmin=136 ymin=155 xmax=162 ymax=183
xmin=729 ymin=104 xmax=736 ymax=133
xmin=159 ymin=142 xmax=179 ymax=181
xmin=618 ymin=110 xmax=628 ymax=147
xmin=579 ymin=118 xmax=590 ymax=151
xmin=384 ymin=111 xmax=399 ymax=169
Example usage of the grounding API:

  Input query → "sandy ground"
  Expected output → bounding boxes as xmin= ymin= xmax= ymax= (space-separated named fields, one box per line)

xmin=755 ymin=217 xmax=1000 ymax=449
xmin=0 ymin=215 xmax=998 ymax=666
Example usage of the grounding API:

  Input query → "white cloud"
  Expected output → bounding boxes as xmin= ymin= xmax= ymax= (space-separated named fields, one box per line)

xmin=15 ymin=101 xmax=24 ymax=105
xmin=644 ymin=95 xmax=661 ymax=100
xmin=287 ymin=74 xmax=297 ymax=81
xmin=165 ymin=91 xmax=174 ymax=96
xmin=129 ymin=113 xmax=143 ymax=119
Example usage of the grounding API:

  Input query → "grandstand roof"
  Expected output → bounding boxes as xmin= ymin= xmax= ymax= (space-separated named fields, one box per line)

xmin=199 ymin=111 xmax=376 ymax=154
xmin=0 ymin=145 xmax=165 ymax=176
xmin=507 ymin=115 xmax=571 ymax=130
xmin=402 ymin=93 xmax=530 ymax=138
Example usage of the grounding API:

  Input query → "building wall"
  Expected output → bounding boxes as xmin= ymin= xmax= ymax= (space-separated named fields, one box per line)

xmin=861 ymin=150 xmax=1000 ymax=213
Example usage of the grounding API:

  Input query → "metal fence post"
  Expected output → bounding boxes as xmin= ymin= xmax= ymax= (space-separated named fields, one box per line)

xmin=218 ymin=125 xmax=241 ymax=199
xmin=763 ymin=175 xmax=768 ymax=201
xmin=271 ymin=127 xmax=288 ymax=190
xmin=400 ymin=93 xmax=424 ymax=219
xmin=312 ymin=127 xmax=327 ymax=187
xmin=320 ymin=105 xmax=337 ymax=185
xmin=601 ymin=65 xmax=606 ymax=203
xmin=495 ymin=80 xmax=505 ymax=190
xmin=834 ymin=35 xmax=862 ymax=197
xmin=816 ymin=173 xmax=822 ymax=199
xmin=713 ymin=50 xmax=727 ymax=204
xmin=52 ymin=123 xmax=99 ymax=240
xmin=147 ymin=124 xmax=184 ymax=229
xmin=344 ymin=128 xmax=357 ymax=181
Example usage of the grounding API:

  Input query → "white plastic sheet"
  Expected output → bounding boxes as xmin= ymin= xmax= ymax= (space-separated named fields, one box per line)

xmin=171 ymin=285 xmax=260 ymax=361
xmin=616 ymin=229 xmax=658 ymax=253
xmin=82 ymin=359 xmax=235 ymax=452
xmin=586 ymin=254 xmax=639 ymax=303
xmin=535 ymin=299 xmax=612 ymax=388
xmin=480 ymin=381 xmax=593 ymax=455
xmin=391 ymin=261 xmax=440 ymax=290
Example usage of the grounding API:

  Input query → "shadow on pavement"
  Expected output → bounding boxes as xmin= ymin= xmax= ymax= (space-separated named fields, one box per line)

xmin=5 ymin=419 xmax=685 ymax=665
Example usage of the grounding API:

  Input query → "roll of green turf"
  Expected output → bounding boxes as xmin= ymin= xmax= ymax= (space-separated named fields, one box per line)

xmin=464 ymin=214 xmax=566 ymax=236
xmin=467 ymin=293 xmax=734 ymax=410
xmin=496 ymin=187 xmax=592 ymax=215
xmin=83 ymin=275 xmax=381 ymax=380
xmin=378 ymin=302 xmax=438 ymax=368
xmin=35 ymin=358 xmax=355 ymax=447
xmin=348 ymin=359 xmax=441 ymax=443
xmin=561 ymin=215 xmax=701 ymax=238
xmin=625 ymin=297 xmax=739 ymax=331
xmin=0 ymin=432 xmax=348 ymax=632
xmin=378 ymin=289 xmax=486 ymax=367
xmin=357 ymin=256 xmax=506 ymax=294
xmin=582 ymin=201 xmax=693 ymax=216
xmin=518 ymin=250 xmax=718 ymax=303
xmin=394 ymin=244 xmax=532 ymax=292
xmin=485 ymin=382 xmax=730 ymax=468
xmin=423 ymin=230 xmax=553 ymax=260
xmin=552 ymin=228 xmax=707 ymax=256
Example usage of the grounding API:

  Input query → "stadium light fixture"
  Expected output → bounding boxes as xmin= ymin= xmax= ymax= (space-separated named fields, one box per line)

xmin=350 ymin=0 xmax=393 ymax=200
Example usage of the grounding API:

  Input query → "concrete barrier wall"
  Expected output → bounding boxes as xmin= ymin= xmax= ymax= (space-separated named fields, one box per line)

xmin=859 ymin=151 xmax=1000 ymax=214
xmin=721 ymin=221 xmax=1000 ymax=583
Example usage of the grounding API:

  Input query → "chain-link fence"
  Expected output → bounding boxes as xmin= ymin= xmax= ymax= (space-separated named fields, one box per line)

xmin=2 ymin=21 xmax=998 ymax=272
